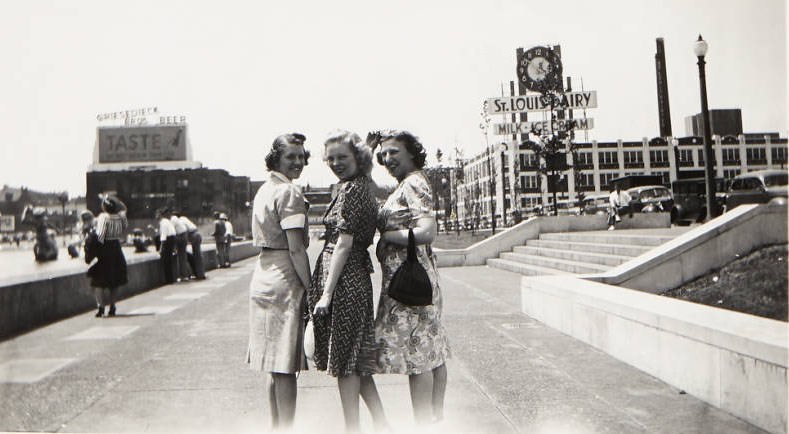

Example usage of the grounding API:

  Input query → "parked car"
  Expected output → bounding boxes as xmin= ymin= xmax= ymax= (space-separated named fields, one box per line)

xmin=671 ymin=177 xmax=727 ymax=223
xmin=625 ymin=185 xmax=675 ymax=216
xmin=725 ymin=169 xmax=788 ymax=211
xmin=581 ymin=193 xmax=610 ymax=216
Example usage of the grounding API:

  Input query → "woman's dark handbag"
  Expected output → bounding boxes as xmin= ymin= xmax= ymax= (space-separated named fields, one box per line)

xmin=387 ymin=229 xmax=433 ymax=306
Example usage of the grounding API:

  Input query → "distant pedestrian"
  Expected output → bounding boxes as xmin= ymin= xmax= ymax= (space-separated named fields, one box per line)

xmin=212 ymin=211 xmax=228 ymax=268
xmin=157 ymin=207 xmax=177 ymax=284
xmin=608 ymin=185 xmax=632 ymax=231
xmin=247 ymin=132 xmax=312 ymax=431
xmin=177 ymin=212 xmax=205 ymax=280
xmin=170 ymin=210 xmax=192 ymax=280
xmin=222 ymin=213 xmax=234 ymax=267
xmin=85 ymin=195 xmax=128 ymax=317
xmin=132 ymin=228 xmax=148 ymax=253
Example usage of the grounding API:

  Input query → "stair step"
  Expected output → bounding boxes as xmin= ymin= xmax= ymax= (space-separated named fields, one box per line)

xmin=499 ymin=252 xmax=610 ymax=274
xmin=525 ymin=239 xmax=653 ymax=257
xmin=486 ymin=258 xmax=571 ymax=276
xmin=539 ymin=232 xmax=675 ymax=247
xmin=512 ymin=246 xmax=632 ymax=266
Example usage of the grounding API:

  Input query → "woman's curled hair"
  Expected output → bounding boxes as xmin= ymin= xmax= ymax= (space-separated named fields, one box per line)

xmin=265 ymin=132 xmax=311 ymax=171
xmin=324 ymin=130 xmax=374 ymax=176
xmin=373 ymin=130 xmax=427 ymax=169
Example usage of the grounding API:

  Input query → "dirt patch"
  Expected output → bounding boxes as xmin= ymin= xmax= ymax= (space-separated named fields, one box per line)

xmin=660 ymin=244 xmax=788 ymax=321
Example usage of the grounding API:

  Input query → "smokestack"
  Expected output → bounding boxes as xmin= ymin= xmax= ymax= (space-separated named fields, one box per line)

xmin=655 ymin=38 xmax=673 ymax=137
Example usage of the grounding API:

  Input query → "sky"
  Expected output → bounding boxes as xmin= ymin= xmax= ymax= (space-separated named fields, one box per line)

xmin=1 ymin=0 xmax=786 ymax=196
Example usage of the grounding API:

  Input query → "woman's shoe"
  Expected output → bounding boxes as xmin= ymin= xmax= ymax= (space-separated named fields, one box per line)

xmin=95 ymin=307 xmax=104 ymax=317
xmin=108 ymin=305 xmax=116 ymax=317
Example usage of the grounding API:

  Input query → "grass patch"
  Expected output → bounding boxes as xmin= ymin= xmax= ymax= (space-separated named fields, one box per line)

xmin=432 ymin=231 xmax=491 ymax=249
xmin=660 ymin=244 xmax=788 ymax=321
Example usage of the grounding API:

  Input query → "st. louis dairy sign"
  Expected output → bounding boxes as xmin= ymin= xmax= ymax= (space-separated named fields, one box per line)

xmin=485 ymin=91 xmax=597 ymax=115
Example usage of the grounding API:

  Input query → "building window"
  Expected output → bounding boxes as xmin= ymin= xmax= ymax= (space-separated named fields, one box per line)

xmin=772 ymin=147 xmax=787 ymax=164
xmin=679 ymin=149 xmax=694 ymax=166
xmin=724 ymin=169 xmax=741 ymax=180
xmin=722 ymin=148 xmax=740 ymax=165
xmin=177 ymin=179 xmax=189 ymax=189
xmin=746 ymin=148 xmax=766 ymax=164
xmin=697 ymin=149 xmax=716 ymax=165
xmin=623 ymin=151 xmax=643 ymax=168
xmin=575 ymin=152 xmax=593 ymax=167
xmin=599 ymin=151 xmax=618 ymax=168
xmin=600 ymin=172 xmax=617 ymax=189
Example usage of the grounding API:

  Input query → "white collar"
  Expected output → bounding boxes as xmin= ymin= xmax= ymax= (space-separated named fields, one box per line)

xmin=270 ymin=171 xmax=291 ymax=184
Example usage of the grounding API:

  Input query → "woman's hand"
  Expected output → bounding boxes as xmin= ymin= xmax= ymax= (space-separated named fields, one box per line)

xmin=313 ymin=293 xmax=332 ymax=316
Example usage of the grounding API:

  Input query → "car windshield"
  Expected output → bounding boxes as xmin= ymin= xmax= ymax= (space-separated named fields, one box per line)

xmin=763 ymin=174 xmax=788 ymax=187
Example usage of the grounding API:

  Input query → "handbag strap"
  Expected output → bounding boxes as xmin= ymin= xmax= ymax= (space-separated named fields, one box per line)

xmin=407 ymin=229 xmax=417 ymax=262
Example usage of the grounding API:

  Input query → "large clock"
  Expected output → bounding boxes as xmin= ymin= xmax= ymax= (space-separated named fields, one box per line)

xmin=518 ymin=46 xmax=563 ymax=92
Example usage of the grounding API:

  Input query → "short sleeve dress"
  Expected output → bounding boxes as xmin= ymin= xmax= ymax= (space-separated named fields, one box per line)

xmin=308 ymin=175 xmax=379 ymax=377
xmin=374 ymin=171 xmax=451 ymax=375
xmin=246 ymin=170 xmax=309 ymax=374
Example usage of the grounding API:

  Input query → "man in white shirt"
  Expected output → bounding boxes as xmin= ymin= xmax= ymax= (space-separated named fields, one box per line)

xmin=170 ymin=211 xmax=191 ymax=281
xmin=177 ymin=212 xmax=205 ymax=280
xmin=608 ymin=186 xmax=632 ymax=230
xmin=220 ymin=213 xmax=233 ymax=268
xmin=157 ymin=208 xmax=177 ymax=283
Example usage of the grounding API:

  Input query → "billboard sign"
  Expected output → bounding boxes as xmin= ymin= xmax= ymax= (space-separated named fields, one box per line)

xmin=97 ymin=126 xmax=187 ymax=163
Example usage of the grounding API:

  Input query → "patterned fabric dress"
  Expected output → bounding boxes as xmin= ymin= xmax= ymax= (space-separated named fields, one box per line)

xmin=308 ymin=175 xmax=379 ymax=377
xmin=374 ymin=171 xmax=451 ymax=375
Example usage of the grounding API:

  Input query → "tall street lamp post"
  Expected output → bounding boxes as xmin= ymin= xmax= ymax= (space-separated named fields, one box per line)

xmin=694 ymin=34 xmax=720 ymax=220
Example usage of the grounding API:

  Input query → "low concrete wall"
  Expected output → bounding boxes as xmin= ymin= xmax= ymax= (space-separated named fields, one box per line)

xmin=586 ymin=203 xmax=788 ymax=293
xmin=521 ymin=275 xmax=788 ymax=434
xmin=0 ymin=241 xmax=259 ymax=340
xmin=435 ymin=212 xmax=670 ymax=267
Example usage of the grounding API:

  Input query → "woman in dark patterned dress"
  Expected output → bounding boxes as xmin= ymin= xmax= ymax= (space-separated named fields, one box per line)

xmin=309 ymin=130 xmax=389 ymax=432
xmin=84 ymin=195 xmax=128 ymax=317
xmin=371 ymin=130 xmax=451 ymax=425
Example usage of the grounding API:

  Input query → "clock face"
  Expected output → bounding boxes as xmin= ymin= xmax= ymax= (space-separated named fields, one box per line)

xmin=527 ymin=56 xmax=550 ymax=81
xmin=518 ymin=46 xmax=563 ymax=92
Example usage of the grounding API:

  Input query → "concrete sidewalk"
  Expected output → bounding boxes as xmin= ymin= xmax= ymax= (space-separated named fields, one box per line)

xmin=0 ymin=255 xmax=766 ymax=433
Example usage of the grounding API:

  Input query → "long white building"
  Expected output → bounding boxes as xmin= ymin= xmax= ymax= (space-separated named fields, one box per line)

xmin=455 ymin=133 xmax=787 ymax=226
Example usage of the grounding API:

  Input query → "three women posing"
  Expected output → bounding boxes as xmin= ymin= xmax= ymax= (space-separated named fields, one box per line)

xmin=247 ymin=130 xmax=450 ymax=431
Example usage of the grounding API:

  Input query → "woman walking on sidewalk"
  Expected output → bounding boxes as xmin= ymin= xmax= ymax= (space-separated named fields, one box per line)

xmin=246 ymin=133 xmax=312 ymax=431
xmin=309 ymin=130 xmax=389 ymax=433
xmin=84 ymin=195 xmax=128 ymax=317
xmin=370 ymin=130 xmax=451 ymax=425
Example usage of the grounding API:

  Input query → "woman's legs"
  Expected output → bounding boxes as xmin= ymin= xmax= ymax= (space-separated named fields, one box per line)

xmin=408 ymin=372 xmax=434 ymax=424
xmin=431 ymin=364 xmax=447 ymax=422
xmin=107 ymin=287 xmax=118 ymax=316
xmin=338 ymin=374 xmax=361 ymax=432
xmin=360 ymin=375 xmax=389 ymax=431
xmin=92 ymin=287 xmax=104 ymax=317
xmin=409 ymin=364 xmax=448 ymax=425
xmin=270 ymin=373 xmax=297 ymax=429
xmin=265 ymin=375 xmax=279 ymax=429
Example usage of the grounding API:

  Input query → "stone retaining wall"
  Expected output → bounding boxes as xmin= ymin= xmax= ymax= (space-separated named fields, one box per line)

xmin=0 ymin=242 xmax=259 ymax=340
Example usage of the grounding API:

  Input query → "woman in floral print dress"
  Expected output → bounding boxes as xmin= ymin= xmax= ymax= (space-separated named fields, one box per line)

xmin=371 ymin=130 xmax=451 ymax=425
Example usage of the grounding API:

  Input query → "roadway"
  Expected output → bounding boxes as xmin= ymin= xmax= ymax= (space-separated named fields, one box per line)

xmin=0 ymin=240 xmax=765 ymax=433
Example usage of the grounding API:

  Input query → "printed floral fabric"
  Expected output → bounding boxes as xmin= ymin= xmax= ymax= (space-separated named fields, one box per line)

xmin=308 ymin=176 xmax=378 ymax=376
xmin=374 ymin=171 xmax=451 ymax=375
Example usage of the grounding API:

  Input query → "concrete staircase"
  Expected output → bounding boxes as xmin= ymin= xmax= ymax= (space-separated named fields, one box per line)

xmin=488 ymin=231 xmax=677 ymax=276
